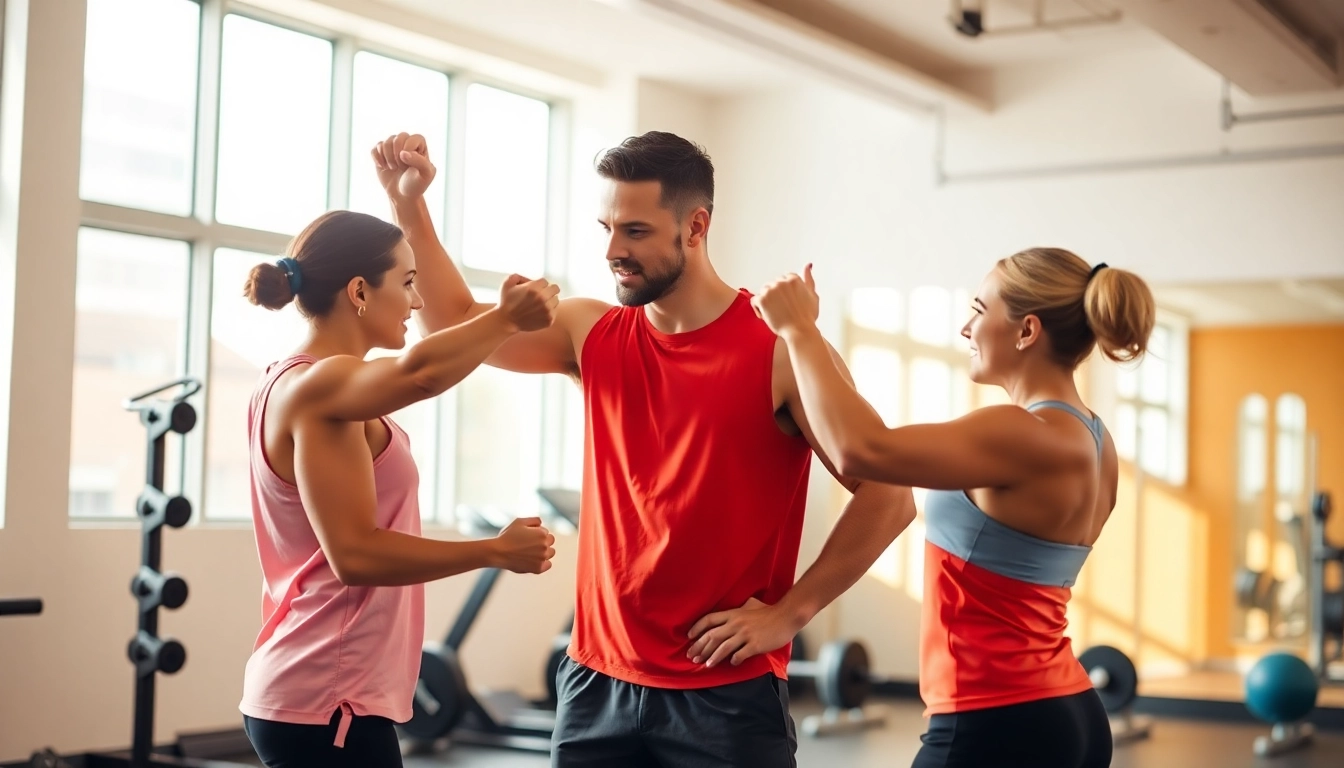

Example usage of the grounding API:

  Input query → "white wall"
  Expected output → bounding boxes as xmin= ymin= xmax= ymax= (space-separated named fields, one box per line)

xmin=635 ymin=78 xmax=714 ymax=147
xmin=706 ymin=44 xmax=1344 ymax=678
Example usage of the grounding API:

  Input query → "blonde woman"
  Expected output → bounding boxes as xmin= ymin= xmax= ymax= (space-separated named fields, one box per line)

xmin=745 ymin=249 xmax=1155 ymax=768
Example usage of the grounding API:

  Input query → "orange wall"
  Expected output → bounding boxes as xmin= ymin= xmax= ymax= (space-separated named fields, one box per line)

xmin=1186 ymin=324 xmax=1344 ymax=661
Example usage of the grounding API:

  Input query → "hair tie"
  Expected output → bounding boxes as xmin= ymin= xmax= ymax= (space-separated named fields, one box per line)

xmin=276 ymin=257 xmax=303 ymax=295
xmin=1087 ymin=262 xmax=1108 ymax=284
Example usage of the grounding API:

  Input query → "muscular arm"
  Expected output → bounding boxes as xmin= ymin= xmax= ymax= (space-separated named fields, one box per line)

xmin=292 ymin=416 xmax=536 ymax=586
xmin=293 ymin=308 xmax=523 ymax=423
xmin=391 ymin=196 xmax=603 ymax=376
xmin=771 ymin=340 xmax=917 ymax=629
xmin=781 ymin=327 xmax=1078 ymax=489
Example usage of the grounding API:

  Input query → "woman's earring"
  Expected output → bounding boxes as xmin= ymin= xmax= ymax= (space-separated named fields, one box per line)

xmin=358 ymin=305 xmax=366 ymax=318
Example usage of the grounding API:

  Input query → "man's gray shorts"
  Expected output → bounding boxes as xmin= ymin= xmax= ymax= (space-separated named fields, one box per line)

xmin=550 ymin=656 xmax=798 ymax=768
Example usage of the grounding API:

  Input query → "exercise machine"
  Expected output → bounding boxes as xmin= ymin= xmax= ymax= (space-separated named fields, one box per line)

xmin=787 ymin=638 xmax=887 ymax=737
xmin=400 ymin=487 xmax=581 ymax=753
xmin=1308 ymin=490 xmax=1343 ymax=683
xmin=1077 ymin=645 xmax=1153 ymax=745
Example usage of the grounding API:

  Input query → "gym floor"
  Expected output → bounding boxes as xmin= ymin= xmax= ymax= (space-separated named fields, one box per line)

xmin=214 ymin=697 xmax=1344 ymax=768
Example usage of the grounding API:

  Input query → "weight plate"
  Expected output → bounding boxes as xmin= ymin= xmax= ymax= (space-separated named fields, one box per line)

xmin=1079 ymin=645 xmax=1138 ymax=713
xmin=817 ymin=639 xmax=870 ymax=710
xmin=401 ymin=644 xmax=469 ymax=741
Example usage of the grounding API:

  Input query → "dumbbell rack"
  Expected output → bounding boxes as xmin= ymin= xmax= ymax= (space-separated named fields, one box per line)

xmin=11 ymin=380 xmax=252 ymax=768
xmin=80 ymin=378 xmax=222 ymax=768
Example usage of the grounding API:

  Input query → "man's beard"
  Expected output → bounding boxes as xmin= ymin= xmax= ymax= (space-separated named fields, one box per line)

xmin=613 ymin=237 xmax=686 ymax=307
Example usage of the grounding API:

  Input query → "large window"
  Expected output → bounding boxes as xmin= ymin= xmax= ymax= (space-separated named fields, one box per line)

xmin=1113 ymin=312 xmax=1189 ymax=485
xmin=72 ymin=0 xmax=567 ymax=524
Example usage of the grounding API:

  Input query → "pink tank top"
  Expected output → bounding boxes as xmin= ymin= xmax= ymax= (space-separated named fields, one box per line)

xmin=238 ymin=354 xmax=425 ymax=747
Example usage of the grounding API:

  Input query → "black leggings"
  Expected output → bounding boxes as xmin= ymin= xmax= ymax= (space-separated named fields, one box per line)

xmin=912 ymin=689 xmax=1112 ymax=768
xmin=243 ymin=709 xmax=403 ymax=768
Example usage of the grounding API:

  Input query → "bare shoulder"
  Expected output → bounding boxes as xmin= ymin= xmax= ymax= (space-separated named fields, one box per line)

xmin=1099 ymin=422 xmax=1120 ymax=505
xmin=283 ymin=356 xmax=360 ymax=411
xmin=559 ymin=297 xmax=613 ymax=335
xmin=564 ymin=296 xmax=616 ymax=376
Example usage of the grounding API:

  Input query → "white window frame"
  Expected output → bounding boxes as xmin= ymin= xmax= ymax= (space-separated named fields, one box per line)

xmin=74 ymin=0 xmax=573 ymax=526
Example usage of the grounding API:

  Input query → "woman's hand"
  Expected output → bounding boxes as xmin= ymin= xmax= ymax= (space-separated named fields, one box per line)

xmin=753 ymin=264 xmax=820 ymax=339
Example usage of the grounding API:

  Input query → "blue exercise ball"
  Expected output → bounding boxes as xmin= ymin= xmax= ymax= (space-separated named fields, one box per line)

xmin=1244 ymin=652 xmax=1318 ymax=724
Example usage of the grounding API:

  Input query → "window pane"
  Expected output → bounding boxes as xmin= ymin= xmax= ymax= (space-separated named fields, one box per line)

xmin=461 ymin=84 xmax=550 ymax=275
xmin=216 ymin=15 xmax=332 ymax=234
xmin=1114 ymin=403 xmax=1136 ymax=461
xmin=1139 ymin=406 xmax=1168 ymax=478
xmin=1274 ymin=394 xmax=1307 ymax=497
xmin=1116 ymin=366 xmax=1138 ymax=400
xmin=1149 ymin=324 xmax=1171 ymax=360
xmin=454 ymin=366 xmax=545 ymax=518
xmin=205 ymin=248 xmax=309 ymax=520
xmin=909 ymin=358 xmax=952 ymax=424
xmin=849 ymin=288 xmax=903 ymax=334
xmin=951 ymin=287 xmax=972 ymax=343
xmin=1239 ymin=394 xmax=1269 ymax=501
xmin=347 ymin=52 xmax=449 ymax=231
xmin=1139 ymin=349 xmax=1168 ymax=405
xmin=951 ymin=371 xmax=972 ymax=417
xmin=560 ymin=383 xmax=585 ymax=490
xmin=908 ymin=286 xmax=951 ymax=347
xmin=80 ymin=0 xmax=199 ymax=215
xmin=850 ymin=346 xmax=901 ymax=426
xmin=70 ymin=229 xmax=189 ymax=519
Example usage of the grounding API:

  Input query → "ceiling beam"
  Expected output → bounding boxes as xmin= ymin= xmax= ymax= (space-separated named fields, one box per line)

xmin=596 ymin=0 xmax=993 ymax=114
xmin=1110 ymin=0 xmax=1342 ymax=95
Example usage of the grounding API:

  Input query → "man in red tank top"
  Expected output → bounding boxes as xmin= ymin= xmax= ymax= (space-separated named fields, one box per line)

xmin=373 ymin=130 xmax=916 ymax=767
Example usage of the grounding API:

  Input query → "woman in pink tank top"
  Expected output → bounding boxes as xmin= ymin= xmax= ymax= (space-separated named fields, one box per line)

xmin=236 ymin=142 xmax=560 ymax=768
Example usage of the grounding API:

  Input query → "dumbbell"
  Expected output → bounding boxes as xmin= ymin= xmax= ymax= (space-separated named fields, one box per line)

xmin=131 ymin=566 xmax=188 ymax=611
xmin=128 ymin=630 xmax=186 ymax=675
xmin=788 ymin=638 xmax=872 ymax=710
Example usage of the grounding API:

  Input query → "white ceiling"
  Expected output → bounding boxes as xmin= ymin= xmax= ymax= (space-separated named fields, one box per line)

xmin=370 ymin=0 xmax=1343 ymax=111
xmin=370 ymin=0 xmax=796 ymax=94
xmin=1154 ymin=278 xmax=1344 ymax=328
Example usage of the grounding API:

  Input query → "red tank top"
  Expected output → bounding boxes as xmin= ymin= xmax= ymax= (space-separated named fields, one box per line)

xmin=569 ymin=290 xmax=813 ymax=688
